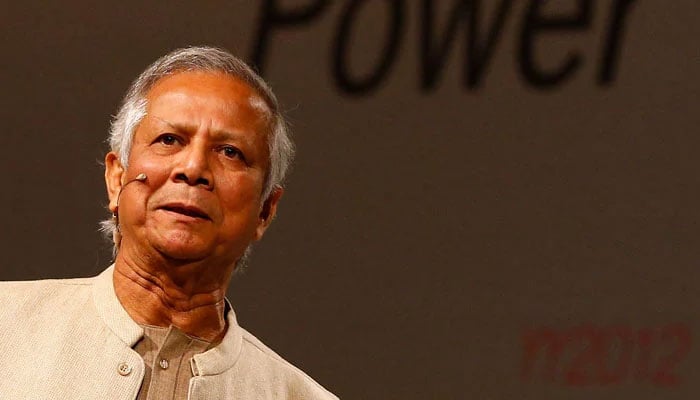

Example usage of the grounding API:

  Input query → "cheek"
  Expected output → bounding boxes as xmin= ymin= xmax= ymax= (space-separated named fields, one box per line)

xmin=123 ymin=156 xmax=172 ymax=217
xmin=129 ymin=156 xmax=171 ymax=185
xmin=220 ymin=175 xmax=264 ymax=214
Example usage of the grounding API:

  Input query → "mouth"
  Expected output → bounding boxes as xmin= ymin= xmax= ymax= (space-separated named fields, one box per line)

xmin=159 ymin=204 xmax=211 ymax=220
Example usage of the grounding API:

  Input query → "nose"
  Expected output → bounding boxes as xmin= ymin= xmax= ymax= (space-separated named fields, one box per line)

xmin=172 ymin=144 xmax=214 ymax=190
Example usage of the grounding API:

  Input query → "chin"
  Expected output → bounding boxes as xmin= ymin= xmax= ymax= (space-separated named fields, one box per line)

xmin=151 ymin=233 xmax=215 ymax=261
xmin=156 ymin=244 xmax=212 ymax=261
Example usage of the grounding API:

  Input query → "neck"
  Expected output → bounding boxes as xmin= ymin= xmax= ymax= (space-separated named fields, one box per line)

xmin=113 ymin=252 xmax=233 ymax=342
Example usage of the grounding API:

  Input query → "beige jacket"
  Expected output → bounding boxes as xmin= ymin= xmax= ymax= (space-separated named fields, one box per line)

xmin=0 ymin=267 xmax=337 ymax=400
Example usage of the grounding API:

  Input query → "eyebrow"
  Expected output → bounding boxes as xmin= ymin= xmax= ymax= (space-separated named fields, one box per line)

xmin=151 ymin=115 xmax=251 ymax=142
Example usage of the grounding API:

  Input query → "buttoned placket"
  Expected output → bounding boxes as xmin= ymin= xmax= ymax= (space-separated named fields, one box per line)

xmin=136 ymin=325 xmax=211 ymax=399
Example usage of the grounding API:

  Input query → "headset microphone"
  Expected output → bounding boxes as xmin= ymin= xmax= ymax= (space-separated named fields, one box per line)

xmin=114 ymin=173 xmax=148 ymax=228
xmin=133 ymin=173 xmax=147 ymax=182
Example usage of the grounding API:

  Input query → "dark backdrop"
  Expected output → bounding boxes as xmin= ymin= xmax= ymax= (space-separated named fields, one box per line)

xmin=2 ymin=1 xmax=699 ymax=399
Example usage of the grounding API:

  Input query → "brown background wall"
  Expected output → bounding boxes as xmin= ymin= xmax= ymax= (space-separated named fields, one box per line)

xmin=1 ymin=1 xmax=698 ymax=398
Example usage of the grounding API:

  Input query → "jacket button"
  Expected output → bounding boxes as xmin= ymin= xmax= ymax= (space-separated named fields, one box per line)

xmin=118 ymin=362 xmax=133 ymax=376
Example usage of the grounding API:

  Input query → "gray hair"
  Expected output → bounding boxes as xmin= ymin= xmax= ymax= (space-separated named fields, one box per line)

xmin=100 ymin=46 xmax=294 ymax=266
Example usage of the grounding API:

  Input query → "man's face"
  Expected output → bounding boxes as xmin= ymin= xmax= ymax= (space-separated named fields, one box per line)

xmin=105 ymin=71 xmax=281 ymax=266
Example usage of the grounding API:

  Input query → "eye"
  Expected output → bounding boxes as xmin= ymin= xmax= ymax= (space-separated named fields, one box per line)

xmin=221 ymin=145 xmax=246 ymax=162
xmin=156 ymin=134 xmax=179 ymax=146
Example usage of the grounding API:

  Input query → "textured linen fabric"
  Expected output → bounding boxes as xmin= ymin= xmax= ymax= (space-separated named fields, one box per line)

xmin=0 ymin=266 xmax=338 ymax=400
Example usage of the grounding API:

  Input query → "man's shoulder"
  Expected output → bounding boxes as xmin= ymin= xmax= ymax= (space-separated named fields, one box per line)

xmin=236 ymin=328 xmax=339 ymax=399
xmin=0 ymin=274 xmax=96 ymax=313
xmin=0 ymin=274 xmax=94 ymax=293
xmin=0 ymin=274 xmax=94 ymax=286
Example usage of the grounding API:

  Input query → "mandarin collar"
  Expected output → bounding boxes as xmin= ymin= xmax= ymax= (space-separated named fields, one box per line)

xmin=92 ymin=265 xmax=244 ymax=375
xmin=191 ymin=298 xmax=244 ymax=375
xmin=92 ymin=265 xmax=143 ymax=347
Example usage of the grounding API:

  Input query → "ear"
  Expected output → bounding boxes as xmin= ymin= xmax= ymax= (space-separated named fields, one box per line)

xmin=253 ymin=187 xmax=284 ymax=241
xmin=105 ymin=152 xmax=125 ymax=214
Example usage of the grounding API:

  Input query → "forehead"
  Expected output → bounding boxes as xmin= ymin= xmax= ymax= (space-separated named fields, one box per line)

xmin=143 ymin=71 xmax=272 ymax=137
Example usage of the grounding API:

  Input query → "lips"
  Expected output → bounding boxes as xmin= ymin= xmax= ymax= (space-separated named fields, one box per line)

xmin=159 ymin=203 xmax=211 ymax=220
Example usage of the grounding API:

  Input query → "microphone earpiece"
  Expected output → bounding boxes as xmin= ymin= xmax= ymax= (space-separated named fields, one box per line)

xmin=114 ymin=173 xmax=148 ymax=226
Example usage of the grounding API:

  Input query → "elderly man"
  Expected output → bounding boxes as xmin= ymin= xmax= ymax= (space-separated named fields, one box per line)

xmin=0 ymin=47 xmax=336 ymax=399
